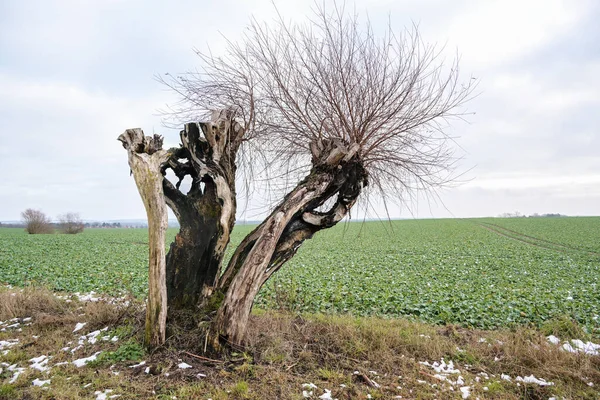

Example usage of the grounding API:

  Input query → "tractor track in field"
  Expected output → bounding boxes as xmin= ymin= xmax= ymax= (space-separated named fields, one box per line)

xmin=474 ymin=221 xmax=600 ymax=257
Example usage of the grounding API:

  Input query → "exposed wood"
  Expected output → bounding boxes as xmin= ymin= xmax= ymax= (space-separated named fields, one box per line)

xmin=160 ymin=111 xmax=241 ymax=311
xmin=118 ymin=129 xmax=170 ymax=349
xmin=212 ymin=141 xmax=368 ymax=347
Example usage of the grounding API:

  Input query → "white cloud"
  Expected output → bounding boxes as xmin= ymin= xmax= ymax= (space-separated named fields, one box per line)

xmin=442 ymin=0 xmax=591 ymax=68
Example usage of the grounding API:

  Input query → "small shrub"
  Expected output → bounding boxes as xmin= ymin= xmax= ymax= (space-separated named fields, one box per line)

xmin=58 ymin=212 xmax=84 ymax=234
xmin=21 ymin=208 xmax=53 ymax=234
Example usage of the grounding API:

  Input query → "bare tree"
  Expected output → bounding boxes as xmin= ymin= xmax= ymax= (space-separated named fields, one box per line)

xmin=58 ymin=212 xmax=85 ymax=234
xmin=21 ymin=209 xmax=53 ymax=234
xmin=122 ymin=4 xmax=476 ymax=349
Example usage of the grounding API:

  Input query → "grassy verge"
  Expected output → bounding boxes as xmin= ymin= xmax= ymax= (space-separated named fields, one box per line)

xmin=0 ymin=287 xmax=598 ymax=399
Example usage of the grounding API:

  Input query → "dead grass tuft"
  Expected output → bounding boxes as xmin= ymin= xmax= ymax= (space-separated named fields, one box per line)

xmin=0 ymin=286 xmax=65 ymax=321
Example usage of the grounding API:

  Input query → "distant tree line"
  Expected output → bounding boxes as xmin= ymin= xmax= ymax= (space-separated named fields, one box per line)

xmin=3 ymin=209 xmax=144 ymax=234
xmin=84 ymin=222 xmax=123 ymax=228
xmin=498 ymin=212 xmax=566 ymax=218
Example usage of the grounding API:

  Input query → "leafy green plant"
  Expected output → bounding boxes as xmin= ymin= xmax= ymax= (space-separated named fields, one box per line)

xmin=93 ymin=341 xmax=145 ymax=365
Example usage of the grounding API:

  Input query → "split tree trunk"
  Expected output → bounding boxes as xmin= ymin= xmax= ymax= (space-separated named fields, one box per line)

xmin=118 ymin=130 xmax=170 ymax=349
xmin=119 ymin=111 xmax=368 ymax=350
xmin=160 ymin=111 xmax=240 ymax=312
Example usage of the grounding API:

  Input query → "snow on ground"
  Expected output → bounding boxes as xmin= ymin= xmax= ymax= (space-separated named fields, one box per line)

xmin=0 ymin=338 xmax=19 ymax=351
xmin=32 ymin=378 xmax=51 ymax=387
xmin=515 ymin=375 xmax=554 ymax=386
xmin=546 ymin=335 xmax=600 ymax=356
xmin=55 ymin=291 xmax=131 ymax=307
xmin=301 ymin=383 xmax=337 ymax=399
xmin=94 ymin=389 xmax=121 ymax=399
xmin=459 ymin=386 xmax=471 ymax=399
xmin=129 ymin=361 xmax=146 ymax=368
xmin=0 ymin=317 xmax=32 ymax=332
xmin=73 ymin=352 xmax=102 ymax=367
xmin=29 ymin=355 xmax=50 ymax=372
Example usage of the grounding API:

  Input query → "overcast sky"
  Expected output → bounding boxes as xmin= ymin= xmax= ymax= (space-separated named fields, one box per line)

xmin=0 ymin=0 xmax=598 ymax=221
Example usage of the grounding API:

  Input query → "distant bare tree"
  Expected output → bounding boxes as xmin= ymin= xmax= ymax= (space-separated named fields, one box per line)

xmin=123 ymin=4 xmax=476 ymax=349
xmin=21 ymin=209 xmax=53 ymax=234
xmin=58 ymin=213 xmax=85 ymax=234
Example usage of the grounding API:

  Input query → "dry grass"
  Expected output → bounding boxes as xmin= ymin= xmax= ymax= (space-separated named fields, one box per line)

xmin=0 ymin=287 xmax=598 ymax=399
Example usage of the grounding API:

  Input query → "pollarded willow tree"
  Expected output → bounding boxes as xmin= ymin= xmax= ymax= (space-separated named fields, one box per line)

xmin=119 ymin=5 xmax=476 ymax=349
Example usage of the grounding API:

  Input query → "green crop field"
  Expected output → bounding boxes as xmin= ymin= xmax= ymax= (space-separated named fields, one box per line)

xmin=1 ymin=217 xmax=599 ymax=336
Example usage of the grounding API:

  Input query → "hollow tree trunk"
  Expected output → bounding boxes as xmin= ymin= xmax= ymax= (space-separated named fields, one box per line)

xmin=118 ymin=130 xmax=170 ymax=348
xmin=161 ymin=111 xmax=240 ymax=311
xmin=213 ymin=139 xmax=367 ymax=347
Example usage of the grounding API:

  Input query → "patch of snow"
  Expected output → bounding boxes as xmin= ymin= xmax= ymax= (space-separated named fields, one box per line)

xmin=570 ymin=339 xmax=600 ymax=356
xmin=32 ymin=378 xmax=51 ymax=387
xmin=302 ymin=390 xmax=313 ymax=398
xmin=0 ymin=339 xmax=19 ymax=351
xmin=501 ymin=374 xmax=511 ymax=381
xmin=94 ymin=389 xmax=121 ymax=400
xmin=319 ymin=389 xmax=334 ymax=399
xmin=459 ymin=386 xmax=471 ymax=399
xmin=29 ymin=355 xmax=50 ymax=372
xmin=73 ymin=322 xmax=87 ymax=333
xmin=8 ymin=364 xmax=25 ymax=384
xmin=419 ymin=359 xmax=460 ymax=374
xmin=144 ymin=367 xmax=150 ymax=374
xmin=548 ymin=335 xmax=599 ymax=356
xmin=546 ymin=335 xmax=561 ymax=345
xmin=129 ymin=361 xmax=146 ymax=368
xmin=178 ymin=362 xmax=192 ymax=369
xmin=515 ymin=375 xmax=554 ymax=386
xmin=73 ymin=352 xmax=101 ymax=367
xmin=76 ymin=291 xmax=100 ymax=302
xmin=70 ymin=345 xmax=83 ymax=353
xmin=197 ymin=373 xmax=206 ymax=378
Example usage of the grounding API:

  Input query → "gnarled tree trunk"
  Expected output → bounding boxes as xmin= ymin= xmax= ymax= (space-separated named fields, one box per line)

xmin=160 ymin=111 xmax=240 ymax=311
xmin=212 ymin=139 xmax=367 ymax=347
xmin=118 ymin=130 xmax=170 ymax=348
xmin=120 ymin=113 xmax=368 ymax=350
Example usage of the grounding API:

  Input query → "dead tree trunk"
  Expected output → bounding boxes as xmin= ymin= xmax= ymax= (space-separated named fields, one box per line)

xmin=160 ymin=111 xmax=241 ymax=311
xmin=213 ymin=139 xmax=367 ymax=347
xmin=118 ymin=130 xmax=170 ymax=349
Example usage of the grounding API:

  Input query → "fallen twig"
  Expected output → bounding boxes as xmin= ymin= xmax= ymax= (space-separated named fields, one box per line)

xmin=182 ymin=351 xmax=224 ymax=363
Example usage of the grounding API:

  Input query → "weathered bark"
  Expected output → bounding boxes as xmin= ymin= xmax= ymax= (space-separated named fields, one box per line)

xmin=213 ymin=139 xmax=367 ymax=347
xmin=118 ymin=130 xmax=170 ymax=349
xmin=161 ymin=111 xmax=240 ymax=311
